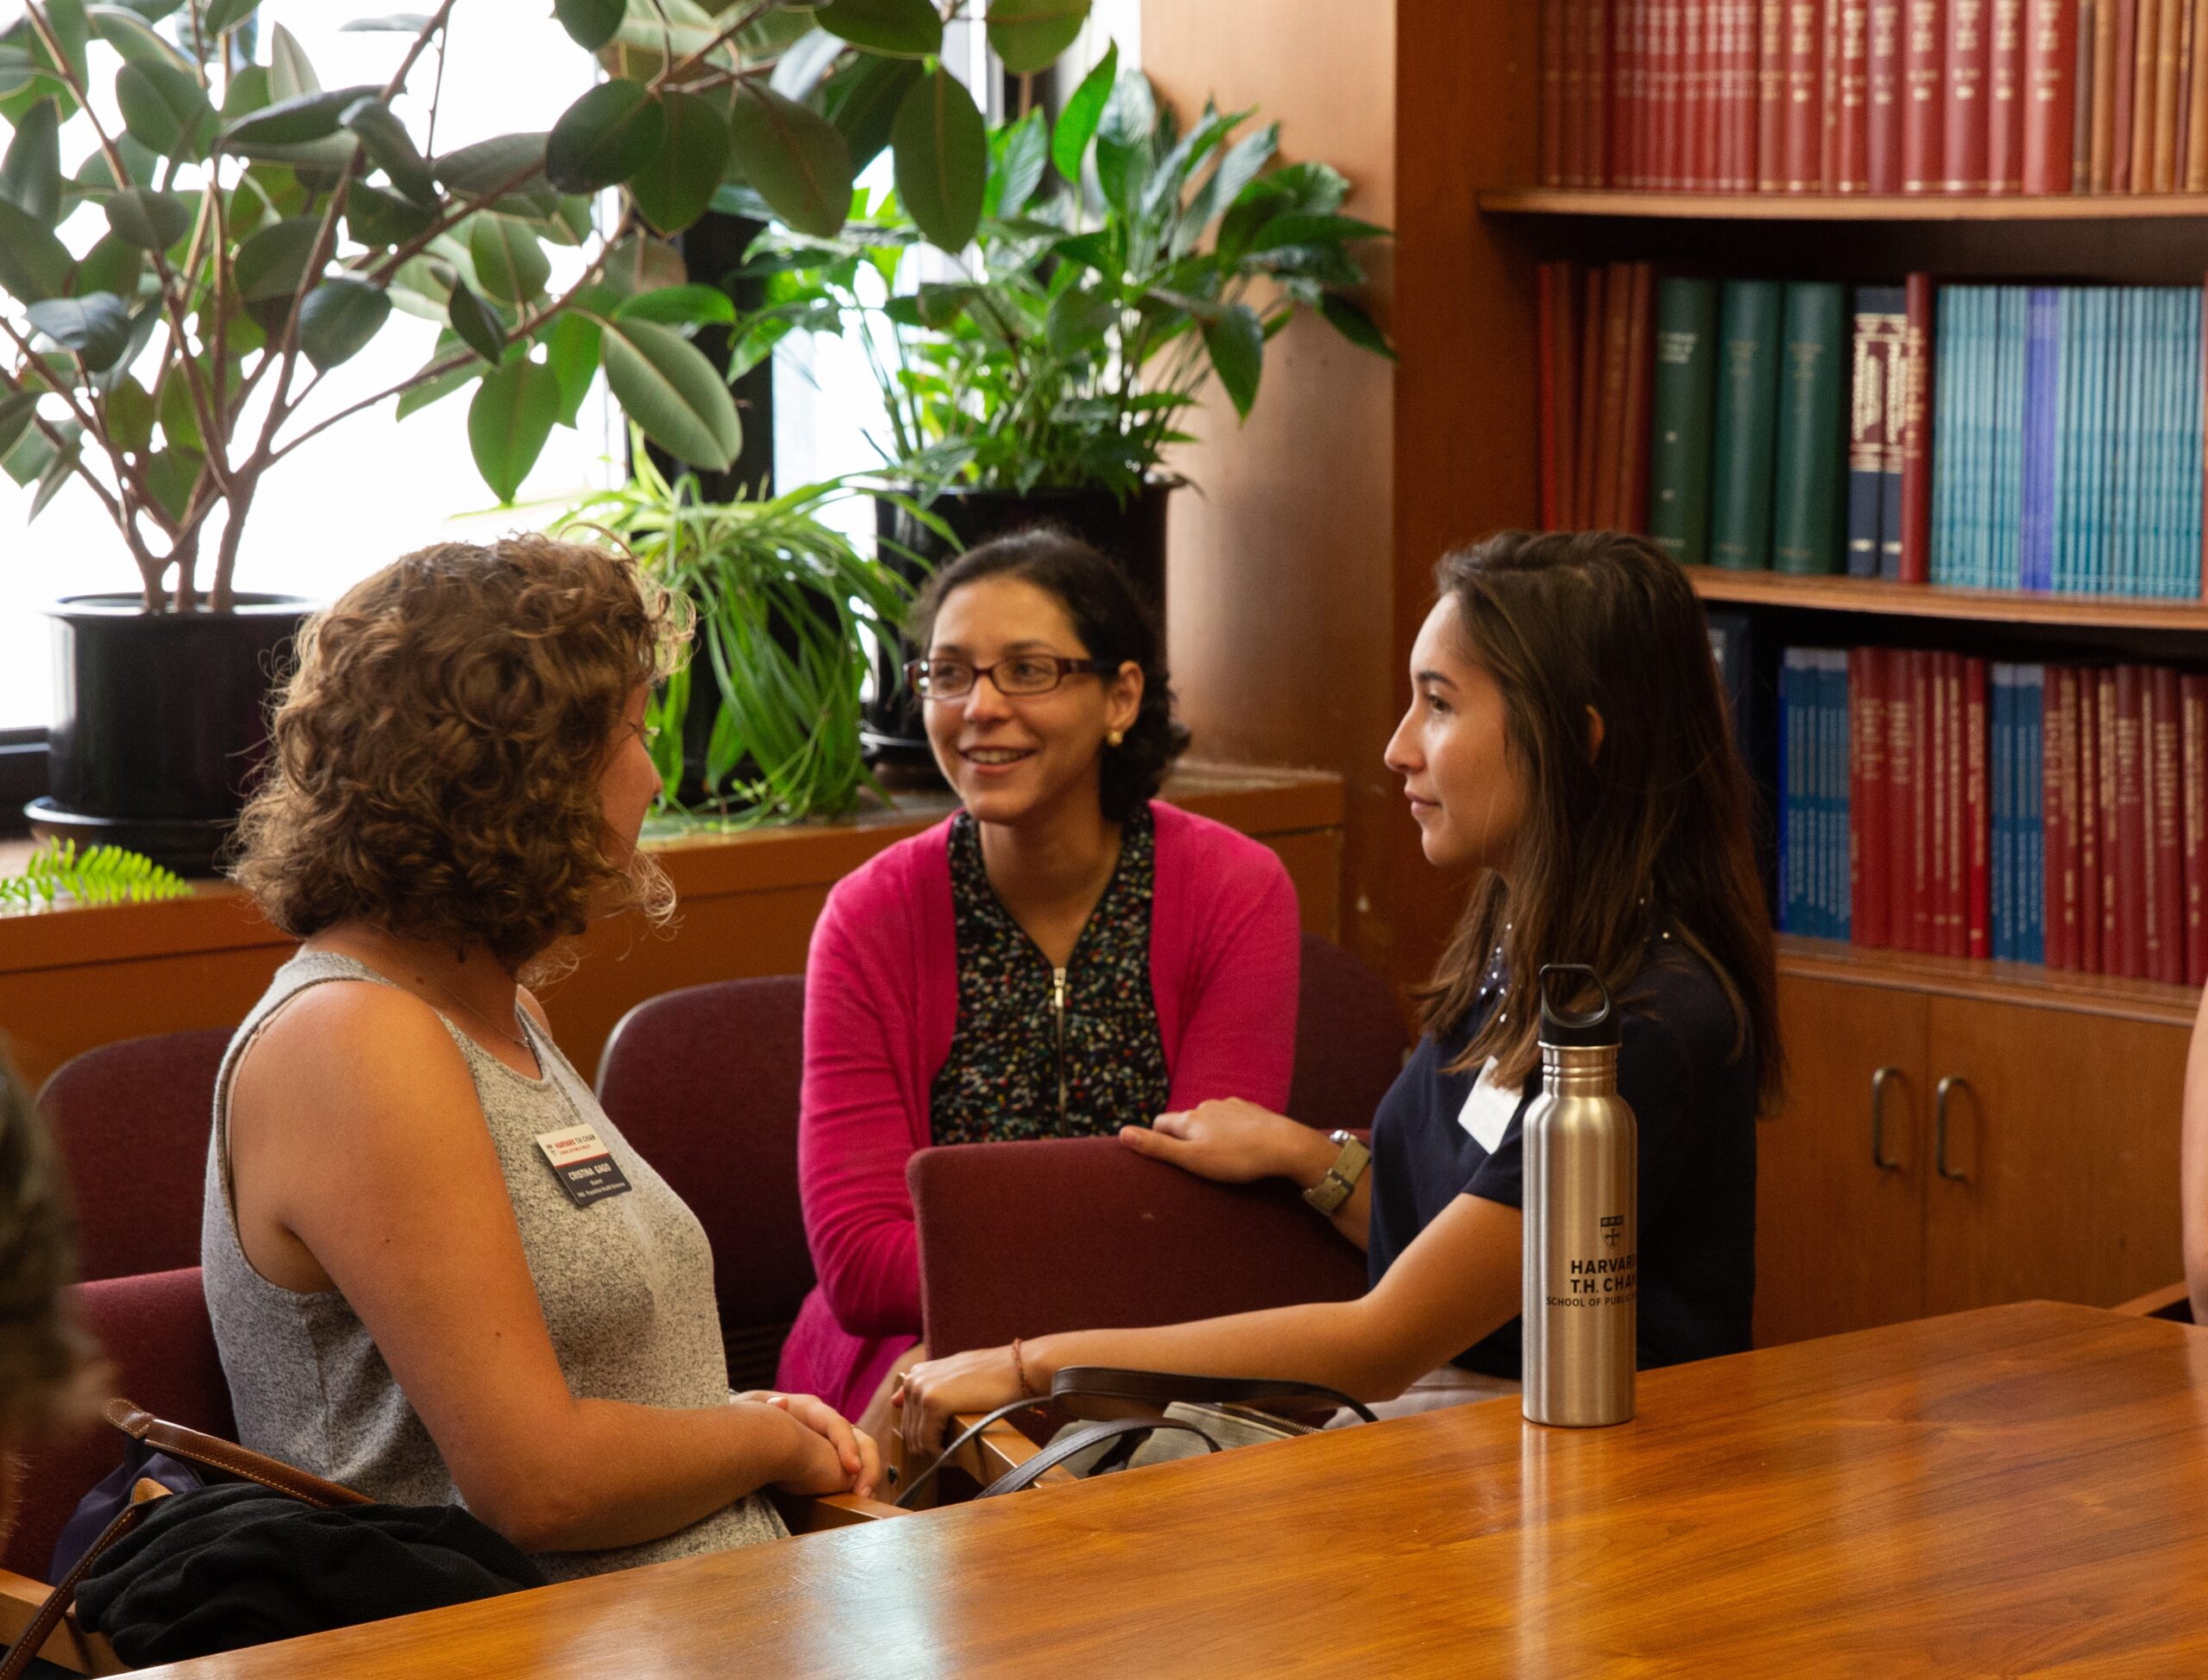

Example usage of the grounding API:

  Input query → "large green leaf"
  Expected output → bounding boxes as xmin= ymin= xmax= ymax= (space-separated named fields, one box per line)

xmin=219 ymin=85 xmax=377 ymax=149
xmin=115 ymin=59 xmax=217 ymax=160
xmin=543 ymin=310 xmax=599 ymax=426
xmin=467 ymin=356 xmax=559 ymax=502
xmin=435 ymin=132 xmax=547 ymax=197
xmin=726 ymin=83 xmax=850 ymax=240
xmin=101 ymin=372 xmax=153 ymax=451
xmin=1201 ymin=298 xmax=1262 ymax=418
xmin=552 ymin=0 xmax=624 ymax=52
xmin=0 ymin=45 xmax=49 ymax=102
xmin=1044 ymin=285 xmax=1114 ymax=356
xmin=614 ymin=284 xmax=735 ymax=328
xmin=345 ymin=180 xmax=431 ymax=246
xmin=987 ymin=0 xmax=1087 ymax=75
xmin=990 ymin=106 xmax=1047 ymax=218
xmin=594 ymin=312 xmax=739 ymax=469
xmin=1 ymin=97 xmax=61 ymax=224
xmin=104 ymin=185 xmax=191 ymax=249
xmin=1051 ymin=37 xmax=1114 ymax=183
xmin=627 ymin=90 xmax=727 ymax=235
xmin=86 ymin=4 xmax=190 ymax=66
xmin=29 ymin=0 xmax=89 ymax=84
xmin=221 ymin=64 xmax=269 ymax=121
xmin=1317 ymin=291 xmax=1395 ymax=360
xmin=468 ymin=213 xmax=547 ymax=305
xmin=141 ymin=444 xmax=198 ymax=522
xmin=1093 ymin=68 xmax=1154 ymax=217
xmin=298 ymin=275 xmax=390 ymax=369
xmin=232 ymin=213 xmax=321 ymax=329
xmin=1244 ymin=210 xmax=1392 ymax=254
xmin=447 ymin=279 xmax=504 ymax=365
xmin=396 ymin=335 xmax=480 ymax=416
xmin=0 ymin=196 xmax=72 ymax=298
xmin=154 ymin=362 xmax=200 ymax=449
xmin=546 ymin=78 xmax=663 ymax=194
xmin=202 ymin=0 xmax=263 ymax=35
xmin=0 ymin=392 xmax=38 ymax=457
xmin=28 ymin=419 xmax=82 ymax=520
xmin=341 ymin=95 xmax=436 ymax=206
xmin=267 ymin=22 xmax=319 ymax=102
xmin=73 ymin=229 xmax=142 ymax=299
xmin=819 ymin=48 xmax=919 ymax=175
xmin=27 ymin=292 xmax=132 ymax=370
xmin=891 ymin=69 xmax=985 ymax=254
xmin=813 ymin=0 xmax=941 ymax=58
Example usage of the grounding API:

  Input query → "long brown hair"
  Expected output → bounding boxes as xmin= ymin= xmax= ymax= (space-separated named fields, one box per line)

xmin=1413 ymin=530 xmax=1781 ymax=1109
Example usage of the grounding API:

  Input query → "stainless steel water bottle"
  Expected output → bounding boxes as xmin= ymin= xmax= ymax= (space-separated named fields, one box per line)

xmin=1521 ymin=962 xmax=1637 ymax=1427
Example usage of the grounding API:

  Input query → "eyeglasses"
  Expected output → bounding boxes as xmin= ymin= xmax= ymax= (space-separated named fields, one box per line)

xmin=904 ymin=654 xmax=1122 ymax=700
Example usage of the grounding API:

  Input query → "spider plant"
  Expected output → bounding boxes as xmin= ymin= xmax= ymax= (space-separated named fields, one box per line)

xmin=554 ymin=436 xmax=924 ymax=825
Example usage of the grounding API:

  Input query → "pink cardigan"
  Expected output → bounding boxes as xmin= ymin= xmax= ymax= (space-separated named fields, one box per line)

xmin=774 ymin=801 xmax=1302 ymax=1419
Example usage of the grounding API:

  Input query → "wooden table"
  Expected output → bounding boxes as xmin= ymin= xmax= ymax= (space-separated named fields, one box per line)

xmin=136 ymin=1302 xmax=2208 ymax=1678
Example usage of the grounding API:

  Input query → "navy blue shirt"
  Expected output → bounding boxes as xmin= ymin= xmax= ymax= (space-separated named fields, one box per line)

xmin=1365 ymin=938 xmax=1759 ymax=1378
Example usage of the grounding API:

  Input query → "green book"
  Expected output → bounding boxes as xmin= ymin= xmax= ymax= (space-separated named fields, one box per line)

xmin=1771 ymin=281 xmax=1850 ymax=575
xmin=1647 ymin=279 xmax=1721 ymax=565
xmin=1707 ymin=280 xmax=1784 ymax=570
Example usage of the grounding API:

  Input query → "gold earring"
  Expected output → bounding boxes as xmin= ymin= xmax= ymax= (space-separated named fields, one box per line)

xmin=1107 ymin=728 xmax=1125 ymax=748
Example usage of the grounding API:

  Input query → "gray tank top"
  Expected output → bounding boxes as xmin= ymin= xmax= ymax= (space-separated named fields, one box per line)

xmin=201 ymin=950 xmax=786 ymax=1581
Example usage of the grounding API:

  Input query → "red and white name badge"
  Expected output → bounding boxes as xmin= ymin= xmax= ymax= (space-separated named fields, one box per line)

xmin=534 ymin=1122 xmax=635 ymax=1208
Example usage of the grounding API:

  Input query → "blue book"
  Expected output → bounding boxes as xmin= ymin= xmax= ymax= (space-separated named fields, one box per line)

xmin=2021 ymin=289 xmax=2060 ymax=592
xmin=2100 ymin=290 xmax=2128 ymax=597
xmin=2018 ymin=663 xmax=2046 ymax=964
xmin=1849 ymin=287 xmax=1906 ymax=579
xmin=1778 ymin=649 xmax=1806 ymax=935
xmin=1975 ymin=288 xmax=2002 ymax=590
xmin=2112 ymin=290 xmax=2144 ymax=596
xmin=1932 ymin=286 xmax=1960 ymax=587
xmin=2143 ymin=290 xmax=2171 ymax=599
xmin=2184 ymin=288 xmax=2205 ymax=599
xmin=1995 ymin=287 xmax=2029 ymax=591
xmin=1832 ymin=649 xmax=1853 ymax=941
xmin=2054 ymin=289 xmax=2080 ymax=596
xmin=2080 ymin=288 xmax=2112 ymax=594
xmin=1991 ymin=663 xmax=2015 ymax=962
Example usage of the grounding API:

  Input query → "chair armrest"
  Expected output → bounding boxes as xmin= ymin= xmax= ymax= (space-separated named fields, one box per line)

xmin=767 ymin=1490 xmax=909 ymax=1533
xmin=2113 ymin=1281 xmax=2195 ymax=1321
xmin=0 ymin=1564 xmax=122 ymax=1676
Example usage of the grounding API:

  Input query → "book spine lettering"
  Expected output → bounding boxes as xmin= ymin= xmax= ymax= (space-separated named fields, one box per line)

xmin=2047 ymin=665 xmax=2077 ymax=968
xmin=1870 ymin=0 xmax=1910 ymax=184
xmin=2153 ymin=665 xmax=2185 ymax=979
xmin=1775 ymin=282 xmax=1853 ymax=572
xmin=2111 ymin=0 xmax=2141 ymax=189
xmin=1787 ymin=0 xmax=1828 ymax=186
xmin=1649 ymin=279 xmax=1723 ymax=561
xmin=1760 ymin=0 xmax=1793 ymax=185
xmin=2024 ymin=0 xmax=2080 ymax=189
xmin=1990 ymin=0 xmax=2029 ymax=186
xmin=2116 ymin=664 xmax=2145 ymax=975
xmin=1898 ymin=274 xmax=1936 ymax=580
xmin=1967 ymin=656 xmax=1992 ymax=957
xmin=1840 ymin=0 xmax=1875 ymax=184
xmin=1590 ymin=0 xmax=1614 ymax=185
xmin=1948 ymin=0 xmax=1993 ymax=187
xmin=2184 ymin=669 xmax=2208 ymax=983
xmin=1848 ymin=294 xmax=1891 ymax=575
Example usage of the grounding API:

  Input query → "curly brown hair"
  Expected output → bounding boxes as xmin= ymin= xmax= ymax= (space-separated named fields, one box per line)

xmin=0 ymin=1053 xmax=102 ymax=1448
xmin=230 ymin=534 xmax=692 ymax=972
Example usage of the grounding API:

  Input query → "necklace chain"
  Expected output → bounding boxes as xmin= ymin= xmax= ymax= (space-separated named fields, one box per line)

xmin=355 ymin=932 xmax=535 ymax=1057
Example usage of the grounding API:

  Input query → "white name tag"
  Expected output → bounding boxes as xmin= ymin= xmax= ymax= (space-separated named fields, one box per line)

xmin=534 ymin=1122 xmax=633 ymax=1207
xmin=1456 ymin=1060 xmax=1523 ymax=1155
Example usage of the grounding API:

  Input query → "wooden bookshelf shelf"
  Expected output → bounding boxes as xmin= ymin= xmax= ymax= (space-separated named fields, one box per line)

xmin=1682 ymin=567 xmax=2208 ymax=632
xmin=1478 ymin=189 xmax=2208 ymax=223
xmin=1775 ymin=935 xmax=2200 ymax=1027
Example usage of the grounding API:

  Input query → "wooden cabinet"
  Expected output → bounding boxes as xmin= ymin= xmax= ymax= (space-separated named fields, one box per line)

xmin=1757 ymin=966 xmax=2191 ymax=1347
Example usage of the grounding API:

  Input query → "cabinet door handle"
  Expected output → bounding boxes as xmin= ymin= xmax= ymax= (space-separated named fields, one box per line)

xmin=1870 ymin=1065 xmax=1904 ymax=1170
xmin=1935 ymin=1075 xmax=1972 ymax=1182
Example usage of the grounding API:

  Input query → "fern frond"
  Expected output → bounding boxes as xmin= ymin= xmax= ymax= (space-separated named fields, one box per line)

xmin=0 ymin=840 xmax=193 ymax=911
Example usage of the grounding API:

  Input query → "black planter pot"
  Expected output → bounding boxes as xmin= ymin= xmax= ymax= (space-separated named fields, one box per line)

xmin=862 ymin=480 xmax=1174 ymax=771
xmin=28 ymin=594 xmax=310 ymax=876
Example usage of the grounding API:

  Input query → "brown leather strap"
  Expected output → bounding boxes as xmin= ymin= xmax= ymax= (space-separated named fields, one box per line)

xmin=104 ymin=1399 xmax=371 ymax=1508
xmin=975 ymin=1417 xmax=1220 ymax=1497
xmin=1049 ymin=1367 xmax=1380 ymax=1425
xmin=0 ymin=1495 xmax=152 ymax=1680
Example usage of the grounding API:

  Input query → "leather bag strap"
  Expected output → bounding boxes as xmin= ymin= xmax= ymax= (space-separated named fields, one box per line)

xmin=104 ymin=1399 xmax=370 ymax=1508
xmin=0 ymin=1494 xmax=155 ymax=1680
xmin=1050 ymin=1366 xmax=1380 ymax=1425
xmin=975 ymin=1418 xmax=1220 ymax=1498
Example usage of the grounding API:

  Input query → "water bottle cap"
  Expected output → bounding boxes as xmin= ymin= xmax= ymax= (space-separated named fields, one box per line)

xmin=1537 ymin=963 xmax=1618 ymax=1048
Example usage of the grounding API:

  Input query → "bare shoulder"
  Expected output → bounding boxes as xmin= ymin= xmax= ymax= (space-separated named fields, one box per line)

xmin=515 ymin=986 xmax=554 ymax=1037
xmin=232 ymin=979 xmax=479 ymax=1155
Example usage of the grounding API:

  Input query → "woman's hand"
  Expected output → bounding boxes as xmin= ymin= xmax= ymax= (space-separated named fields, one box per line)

xmin=737 ymin=1391 xmax=882 ymax=1501
xmin=891 ymin=1345 xmax=1026 ymax=1463
xmin=1119 ymin=1099 xmax=1318 ymax=1185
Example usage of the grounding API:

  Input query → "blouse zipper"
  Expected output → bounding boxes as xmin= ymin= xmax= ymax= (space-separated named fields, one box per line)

xmin=1053 ymin=965 xmax=1069 ymax=1121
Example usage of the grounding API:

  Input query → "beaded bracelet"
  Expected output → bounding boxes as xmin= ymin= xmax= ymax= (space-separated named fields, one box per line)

xmin=1011 ymin=1337 xmax=1039 ymax=1398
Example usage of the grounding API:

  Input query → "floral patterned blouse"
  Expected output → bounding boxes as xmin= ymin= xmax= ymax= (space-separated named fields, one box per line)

xmin=929 ymin=808 xmax=1171 ymax=1144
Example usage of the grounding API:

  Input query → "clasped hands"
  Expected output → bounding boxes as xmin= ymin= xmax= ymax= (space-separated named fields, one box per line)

xmin=891 ymin=1099 xmax=1307 ymax=1462
xmin=737 ymin=1389 xmax=883 ymax=1501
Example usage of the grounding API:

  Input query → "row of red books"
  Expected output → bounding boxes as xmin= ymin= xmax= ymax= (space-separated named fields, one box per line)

xmin=1541 ymin=0 xmax=2208 ymax=195
xmin=1535 ymin=260 xmax=1655 ymax=533
xmin=1847 ymin=647 xmax=2208 ymax=982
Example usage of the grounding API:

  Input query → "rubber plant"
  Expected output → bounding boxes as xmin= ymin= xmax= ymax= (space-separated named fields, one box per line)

xmin=0 ymin=0 xmax=1093 ymax=611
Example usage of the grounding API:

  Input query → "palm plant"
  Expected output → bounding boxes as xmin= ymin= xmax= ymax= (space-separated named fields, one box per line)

xmin=554 ymin=439 xmax=922 ymax=824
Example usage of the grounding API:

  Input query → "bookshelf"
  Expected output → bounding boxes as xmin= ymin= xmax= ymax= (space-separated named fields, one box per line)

xmin=1471 ymin=0 xmax=2208 ymax=1352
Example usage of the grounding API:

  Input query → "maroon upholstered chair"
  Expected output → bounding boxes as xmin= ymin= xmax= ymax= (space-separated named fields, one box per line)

xmin=1289 ymin=933 xmax=1409 ymax=1136
xmin=36 ymin=1030 xmax=232 ymax=1282
xmin=0 ymin=1267 xmax=233 ymax=1584
xmin=910 ymin=1136 xmax=1369 ymax=1359
xmin=595 ymin=976 xmax=814 ymax=1391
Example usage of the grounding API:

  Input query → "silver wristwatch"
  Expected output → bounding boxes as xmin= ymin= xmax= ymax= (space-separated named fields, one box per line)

xmin=1302 ymin=1130 xmax=1371 ymax=1215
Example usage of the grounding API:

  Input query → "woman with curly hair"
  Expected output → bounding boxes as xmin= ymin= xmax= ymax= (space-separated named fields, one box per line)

xmin=775 ymin=529 xmax=1302 ymax=1432
xmin=210 ymin=535 xmax=878 ymax=1583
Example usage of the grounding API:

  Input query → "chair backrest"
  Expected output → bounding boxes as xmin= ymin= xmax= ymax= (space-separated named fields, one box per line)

xmin=1289 ymin=933 xmax=1408 ymax=1135
xmin=36 ymin=1030 xmax=232 ymax=1282
xmin=595 ymin=976 xmax=813 ymax=1390
xmin=1 ymin=1267 xmax=233 ymax=1583
xmin=911 ymin=1136 xmax=1370 ymax=1358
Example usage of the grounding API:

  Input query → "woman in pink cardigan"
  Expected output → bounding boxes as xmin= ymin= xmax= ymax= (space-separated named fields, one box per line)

xmin=775 ymin=529 xmax=1302 ymax=1427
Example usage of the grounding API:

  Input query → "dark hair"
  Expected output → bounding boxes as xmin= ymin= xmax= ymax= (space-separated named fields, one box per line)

xmin=230 ymin=534 xmax=691 ymax=973
xmin=0 ymin=1054 xmax=101 ymax=1445
xmin=1414 ymin=530 xmax=1782 ymax=1110
xmin=905 ymin=528 xmax=1189 ymax=823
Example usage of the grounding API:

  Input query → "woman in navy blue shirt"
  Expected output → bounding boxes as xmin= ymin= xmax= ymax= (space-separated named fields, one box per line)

xmin=896 ymin=530 xmax=1780 ymax=1450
